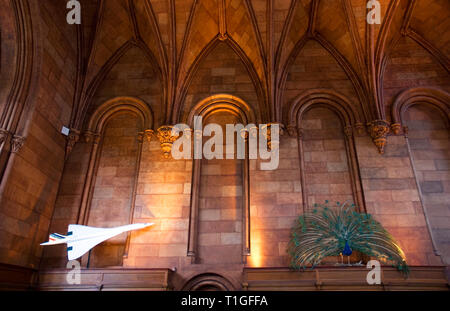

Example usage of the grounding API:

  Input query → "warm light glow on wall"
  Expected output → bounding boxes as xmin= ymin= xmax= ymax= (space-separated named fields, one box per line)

xmin=247 ymin=221 xmax=262 ymax=267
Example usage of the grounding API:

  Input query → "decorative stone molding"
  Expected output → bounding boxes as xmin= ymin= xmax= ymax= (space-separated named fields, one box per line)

xmin=403 ymin=126 xmax=409 ymax=138
xmin=0 ymin=129 xmax=10 ymax=145
xmin=83 ymin=131 xmax=101 ymax=144
xmin=11 ymin=135 xmax=26 ymax=153
xmin=391 ymin=123 xmax=402 ymax=135
xmin=137 ymin=132 xmax=145 ymax=143
xmin=355 ymin=123 xmax=365 ymax=136
xmin=157 ymin=125 xmax=180 ymax=158
xmin=297 ymin=128 xmax=304 ymax=140
xmin=260 ymin=123 xmax=280 ymax=151
xmin=144 ymin=129 xmax=154 ymax=143
xmin=368 ymin=120 xmax=390 ymax=154
xmin=344 ymin=126 xmax=353 ymax=138
xmin=66 ymin=129 xmax=80 ymax=158
xmin=239 ymin=125 xmax=258 ymax=141
xmin=287 ymin=125 xmax=297 ymax=137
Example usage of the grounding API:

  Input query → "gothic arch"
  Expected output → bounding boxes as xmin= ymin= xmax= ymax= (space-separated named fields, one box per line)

xmin=174 ymin=37 xmax=267 ymax=125
xmin=78 ymin=40 xmax=164 ymax=129
xmin=391 ymin=87 xmax=450 ymax=264
xmin=186 ymin=94 xmax=256 ymax=126
xmin=391 ymin=87 xmax=450 ymax=128
xmin=181 ymin=273 xmax=236 ymax=291
xmin=77 ymin=96 xmax=154 ymax=235
xmin=186 ymin=94 xmax=253 ymax=264
xmin=287 ymin=89 xmax=366 ymax=213
xmin=287 ymin=89 xmax=362 ymax=130
xmin=87 ymin=96 xmax=154 ymax=134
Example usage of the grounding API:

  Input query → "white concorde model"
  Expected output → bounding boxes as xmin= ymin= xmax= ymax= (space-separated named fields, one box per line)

xmin=41 ymin=223 xmax=154 ymax=260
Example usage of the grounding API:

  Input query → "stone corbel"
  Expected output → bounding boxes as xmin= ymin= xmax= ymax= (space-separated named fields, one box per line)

xmin=83 ymin=131 xmax=101 ymax=144
xmin=260 ymin=123 xmax=280 ymax=151
xmin=156 ymin=125 xmax=180 ymax=159
xmin=66 ymin=129 xmax=80 ymax=159
xmin=239 ymin=125 xmax=258 ymax=141
xmin=391 ymin=123 xmax=402 ymax=135
xmin=137 ymin=132 xmax=145 ymax=143
xmin=144 ymin=129 xmax=154 ymax=143
xmin=354 ymin=123 xmax=365 ymax=136
xmin=368 ymin=120 xmax=390 ymax=154
xmin=297 ymin=127 xmax=304 ymax=140
xmin=344 ymin=125 xmax=354 ymax=139
xmin=287 ymin=125 xmax=297 ymax=137
xmin=11 ymin=135 xmax=26 ymax=153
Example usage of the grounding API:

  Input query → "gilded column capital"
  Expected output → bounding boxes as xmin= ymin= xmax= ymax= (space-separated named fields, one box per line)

xmin=260 ymin=123 xmax=280 ymax=151
xmin=368 ymin=120 xmax=390 ymax=154
xmin=157 ymin=125 xmax=180 ymax=159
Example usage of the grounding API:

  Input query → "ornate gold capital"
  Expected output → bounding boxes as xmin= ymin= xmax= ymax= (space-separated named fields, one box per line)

xmin=157 ymin=125 xmax=180 ymax=158
xmin=368 ymin=120 xmax=390 ymax=154
xmin=260 ymin=123 xmax=280 ymax=151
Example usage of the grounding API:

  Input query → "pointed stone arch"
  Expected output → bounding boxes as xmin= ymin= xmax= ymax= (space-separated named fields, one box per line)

xmin=78 ymin=39 xmax=164 ymax=129
xmin=288 ymin=89 xmax=366 ymax=213
xmin=186 ymin=94 xmax=254 ymax=265
xmin=391 ymin=87 xmax=450 ymax=132
xmin=174 ymin=36 xmax=267 ymax=125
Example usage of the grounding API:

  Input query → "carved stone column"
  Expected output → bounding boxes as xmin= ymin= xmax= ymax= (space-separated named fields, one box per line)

xmin=239 ymin=128 xmax=252 ymax=261
xmin=368 ymin=120 xmax=390 ymax=154
xmin=156 ymin=125 xmax=179 ymax=158
xmin=77 ymin=131 xmax=101 ymax=225
xmin=295 ymin=127 xmax=308 ymax=213
xmin=187 ymin=128 xmax=202 ymax=261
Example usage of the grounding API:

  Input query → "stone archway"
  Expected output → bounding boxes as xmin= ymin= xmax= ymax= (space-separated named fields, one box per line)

xmin=182 ymin=273 xmax=236 ymax=291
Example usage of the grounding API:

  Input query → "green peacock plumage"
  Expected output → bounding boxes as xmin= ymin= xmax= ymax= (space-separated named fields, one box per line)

xmin=288 ymin=201 xmax=409 ymax=275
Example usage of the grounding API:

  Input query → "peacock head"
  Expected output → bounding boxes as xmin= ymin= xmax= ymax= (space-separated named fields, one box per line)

xmin=342 ymin=240 xmax=352 ymax=256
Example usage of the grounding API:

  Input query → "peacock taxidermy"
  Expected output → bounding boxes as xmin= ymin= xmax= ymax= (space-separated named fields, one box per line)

xmin=288 ymin=201 xmax=409 ymax=275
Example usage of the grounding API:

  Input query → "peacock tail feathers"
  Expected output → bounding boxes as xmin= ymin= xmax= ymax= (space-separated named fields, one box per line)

xmin=288 ymin=201 xmax=409 ymax=275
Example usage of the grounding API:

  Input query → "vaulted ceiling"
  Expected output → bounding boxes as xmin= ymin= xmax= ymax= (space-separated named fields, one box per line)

xmin=73 ymin=0 xmax=450 ymax=128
